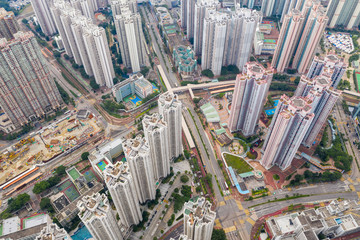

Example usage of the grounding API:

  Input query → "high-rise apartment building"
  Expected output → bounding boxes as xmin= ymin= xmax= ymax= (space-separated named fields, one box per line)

xmin=114 ymin=8 xmax=147 ymax=72
xmin=201 ymin=7 xmax=261 ymax=76
xmin=104 ymin=162 xmax=142 ymax=228
xmin=272 ymin=1 xmax=328 ymax=73
xmin=52 ymin=0 xmax=115 ymax=88
xmin=295 ymin=75 xmax=341 ymax=147
xmin=181 ymin=0 xmax=188 ymax=28
xmin=194 ymin=0 xmax=220 ymax=55
xmin=36 ymin=224 xmax=71 ymax=240
xmin=143 ymin=113 xmax=170 ymax=180
xmin=77 ymin=193 xmax=123 ymax=240
xmin=0 ymin=8 xmax=19 ymax=39
xmin=31 ymin=0 xmax=57 ymax=36
xmin=123 ymin=136 xmax=155 ymax=203
xmin=327 ymin=0 xmax=360 ymax=29
xmin=158 ymin=92 xmax=183 ymax=159
xmin=0 ymin=31 xmax=63 ymax=131
xmin=183 ymin=197 xmax=216 ymax=240
xmin=111 ymin=0 xmax=137 ymax=15
xmin=262 ymin=95 xmax=314 ymax=170
xmin=70 ymin=0 xmax=96 ymax=20
xmin=229 ymin=62 xmax=273 ymax=136
xmin=261 ymin=0 xmax=276 ymax=16
xmin=185 ymin=0 xmax=196 ymax=39
xmin=306 ymin=54 xmax=346 ymax=89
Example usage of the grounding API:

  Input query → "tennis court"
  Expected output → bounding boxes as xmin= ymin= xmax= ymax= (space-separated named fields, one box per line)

xmin=57 ymin=180 xmax=72 ymax=191
xmin=82 ymin=169 xmax=99 ymax=182
xmin=64 ymin=185 xmax=80 ymax=202
xmin=68 ymin=168 xmax=80 ymax=180
xmin=356 ymin=72 xmax=360 ymax=92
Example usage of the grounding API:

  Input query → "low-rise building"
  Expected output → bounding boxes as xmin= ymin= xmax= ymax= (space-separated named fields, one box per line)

xmin=112 ymin=73 xmax=153 ymax=102
xmin=35 ymin=223 xmax=71 ymax=240
xmin=173 ymin=45 xmax=197 ymax=77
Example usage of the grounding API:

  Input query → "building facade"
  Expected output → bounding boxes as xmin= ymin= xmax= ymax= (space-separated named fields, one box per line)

xmin=193 ymin=0 xmax=220 ymax=55
xmin=327 ymin=0 xmax=360 ymax=29
xmin=143 ymin=113 xmax=170 ymax=180
xmin=123 ymin=136 xmax=156 ymax=203
xmin=272 ymin=0 xmax=328 ymax=73
xmin=0 ymin=8 xmax=19 ymax=40
xmin=173 ymin=45 xmax=197 ymax=76
xmin=77 ymin=193 xmax=123 ymax=240
xmin=0 ymin=31 xmax=63 ymax=131
xmin=31 ymin=0 xmax=57 ymax=35
xmin=295 ymin=75 xmax=341 ymax=147
xmin=262 ymin=95 xmax=314 ymax=170
xmin=104 ymin=162 xmax=142 ymax=228
xmin=306 ymin=54 xmax=346 ymax=89
xmin=229 ymin=62 xmax=273 ymax=136
xmin=114 ymin=8 xmax=147 ymax=73
xmin=183 ymin=197 xmax=216 ymax=240
xmin=201 ymin=7 xmax=261 ymax=76
xmin=158 ymin=92 xmax=183 ymax=159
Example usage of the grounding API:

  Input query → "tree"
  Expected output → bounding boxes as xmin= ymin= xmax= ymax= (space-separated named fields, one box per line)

xmin=81 ymin=152 xmax=90 ymax=161
xmin=184 ymin=150 xmax=191 ymax=159
xmin=202 ymin=69 xmax=214 ymax=78
xmin=53 ymin=51 xmax=61 ymax=58
xmin=33 ymin=181 xmax=50 ymax=194
xmin=273 ymin=174 xmax=280 ymax=180
xmin=64 ymin=54 xmax=70 ymax=60
xmin=40 ymin=197 xmax=53 ymax=212
xmin=22 ymin=19 xmax=28 ymax=24
xmin=211 ymin=228 xmax=227 ymax=240
xmin=180 ymin=175 xmax=189 ymax=183
xmin=7 ymin=193 xmax=30 ymax=212
xmin=52 ymin=41 xmax=58 ymax=48
xmin=90 ymin=78 xmax=100 ymax=90
xmin=55 ymin=166 xmax=66 ymax=177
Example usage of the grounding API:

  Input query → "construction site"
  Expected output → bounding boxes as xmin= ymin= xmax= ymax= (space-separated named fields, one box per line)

xmin=0 ymin=111 xmax=103 ymax=191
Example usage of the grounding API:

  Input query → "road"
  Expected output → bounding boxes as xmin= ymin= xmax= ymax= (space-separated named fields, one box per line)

xmin=334 ymin=99 xmax=360 ymax=181
xmin=141 ymin=6 xmax=179 ymax=88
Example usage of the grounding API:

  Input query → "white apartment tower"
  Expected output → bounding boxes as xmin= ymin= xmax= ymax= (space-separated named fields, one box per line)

xmin=262 ymin=95 xmax=314 ymax=170
xmin=70 ymin=0 xmax=96 ymax=20
xmin=183 ymin=0 xmax=196 ymax=39
xmin=104 ymin=162 xmax=142 ymax=228
xmin=31 ymin=0 xmax=57 ymax=35
xmin=229 ymin=62 xmax=274 ymax=135
xmin=306 ymin=54 xmax=346 ymax=89
xmin=158 ymin=92 xmax=183 ymax=159
xmin=201 ymin=8 xmax=261 ymax=76
xmin=183 ymin=197 xmax=216 ymax=240
xmin=143 ymin=113 xmax=170 ymax=180
xmin=83 ymin=24 xmax=115 ymax=88
xmin=111 ymin=0 xmax=137 ymax=15
xmin=114 ymin=8 xmax=147 ymax=72
xmin=36 ymin=224 xmax=71 ymax=240
xmin=77 ymin=193 xmax=123 ymax=240
xmin=194 ymin=0 xmax=220 ymax=55
xmin=52 ymin=0 xmax=115 ymax=88
xmin=0 ymin=31 xmax=63 ymax=131
xmin=123 ymin=136 xmax=156 ymax=203
xmin=295 ymin=75 xmax=341 ymax=147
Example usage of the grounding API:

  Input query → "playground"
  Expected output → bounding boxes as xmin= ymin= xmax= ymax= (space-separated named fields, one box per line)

xmin=96 ymin=159 xmax=109 ymax=172
xmin=355 ymin=72 xmax=360 ymax=92
xmin=0 ymin=113 xmax=102 ymax=185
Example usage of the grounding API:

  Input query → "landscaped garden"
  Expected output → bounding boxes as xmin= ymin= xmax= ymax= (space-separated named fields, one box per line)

xmin=223 ymin=153 xmax=253 ymax=174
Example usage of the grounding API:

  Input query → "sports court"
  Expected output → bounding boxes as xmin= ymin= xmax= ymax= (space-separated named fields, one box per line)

xmin=21 ymin=213 xmax=47 ymax=229
xmin=68 ymin=168 xmax=80 ymax=181
xmin=82 ymin=169 xmax=100 ymax=182
xmin=356 ymin=72 xmax=360 ymax=92
xmin=57 ymin=180 xmax=72 ymax=192
xmin=64 ymin=185 xmax=80 ymax=202
xmin=152 ymin=84 xmax=159 ymax=92
xmin=96 ymin=159 xmax=109 ymax=172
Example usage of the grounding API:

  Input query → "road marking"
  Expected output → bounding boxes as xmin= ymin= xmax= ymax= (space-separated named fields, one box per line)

xmin=224 ymin=226 xmax=236 ymax=233
xmin=219 ymin=201 xmax=225 ymax=206
xmin=357 ymin=178 xmax=360 ymax=183
xmin=239 ymin=219 xmax=245 ymax=224
xmin=224 ymin=196 xmax=232 ymax=201
xmin=244 ymin=209 xmax=250 ymax=216
xmin=246 ymin=217 xmax=255 ymax=225
xmin=348 ymin=178 xmax=354 ymax=184
xmin=215 ymin=219 xmax=222 ymax=228
xmin=341 ymin=177 xmax=345 ymax=181
xmin=287 ymin=187 xmax=292 ymax=191
xmin=236 ymin=200 xmax=243 ymax=210
xmin=320 ymin=202 xmax=325 ymax=207
xmin=357 ymin=192 xmax=360 ymax=199
xmin=350 ymin=185 xmax=355 ymax=191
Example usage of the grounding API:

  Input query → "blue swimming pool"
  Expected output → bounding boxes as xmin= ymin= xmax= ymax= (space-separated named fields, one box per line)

xmin=71 ymin=226 xmax=92 ymax=240
xmin=274 ymin=99 xmax=279 ymax=107
xmin=265 ymin=109 xmax=276 ymax=116
xmin=335 ymin=218 xmax=342 ymax=224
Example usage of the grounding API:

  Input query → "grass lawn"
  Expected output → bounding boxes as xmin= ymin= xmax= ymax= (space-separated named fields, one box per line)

xmin=224 ymin=153 xmax=253 ymax=174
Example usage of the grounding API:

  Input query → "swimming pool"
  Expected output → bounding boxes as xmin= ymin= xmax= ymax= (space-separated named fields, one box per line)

xmin=335 ymin=218 xmax=342 ymax=224
xmin=71 ymin=226 xmax=92 ymax=240
xmin=96 ymin=159 xmax=109 ymax=172
xmin=265 ymin=109 xmax=275 ymax=116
